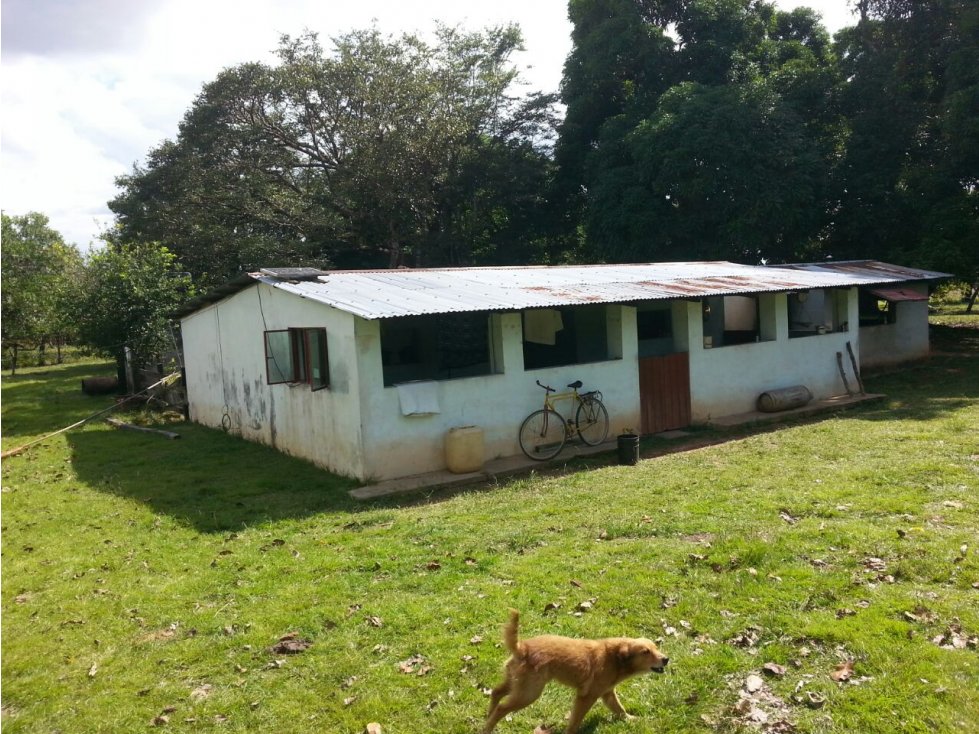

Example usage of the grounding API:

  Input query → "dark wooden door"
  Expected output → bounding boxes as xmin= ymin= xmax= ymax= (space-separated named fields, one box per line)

xmin=638 ymin=353 xmax=691 ymax=435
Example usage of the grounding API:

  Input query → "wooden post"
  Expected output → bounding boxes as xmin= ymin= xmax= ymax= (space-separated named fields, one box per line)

xmin=836 ymin=352 xmax=854 ymax=396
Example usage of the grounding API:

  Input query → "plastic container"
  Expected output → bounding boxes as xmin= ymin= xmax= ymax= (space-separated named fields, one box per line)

xmin=445 ymin=426 xmax=485 ymax=473
xmin=616 ymin=433 xmax=640 ymax=466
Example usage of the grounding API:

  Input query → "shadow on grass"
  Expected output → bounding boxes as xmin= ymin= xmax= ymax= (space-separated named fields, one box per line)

xmin=67 ymin=421 xmax=361 ymax=533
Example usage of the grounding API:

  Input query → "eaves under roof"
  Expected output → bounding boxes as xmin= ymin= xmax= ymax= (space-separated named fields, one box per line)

xmin=174 ymin=260 xmax=951 ymax=321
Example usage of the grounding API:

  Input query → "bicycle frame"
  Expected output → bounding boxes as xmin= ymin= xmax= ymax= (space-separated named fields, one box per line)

xmin=519 ymin=380 xmax=609 ymax=460
xmin=542 ymin=390 xmax=585 ymax=434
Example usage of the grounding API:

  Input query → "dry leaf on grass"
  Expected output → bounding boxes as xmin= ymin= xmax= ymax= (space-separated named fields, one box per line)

xmin=763 ymin=663 xmax=787 ymax=677
xmin=830 ymin=660 xmax=854 ymax=682
xmin=863 ymin=557 xmax=887 ymax=572
xmin=398 ymin=654 xmax=432 ymax=676
xmin=271 ymin=633 xmax=312 ymax=655
xmin=190 ymin=684 xmax=212 ymax=701
xmin=364 ymin=724 xmax=383 ymax=734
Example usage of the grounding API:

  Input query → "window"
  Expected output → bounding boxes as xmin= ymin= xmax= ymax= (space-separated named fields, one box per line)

xmin=637 ymin=306 xmax=674 ymax=357
xmin=789 ymin=289 xmax=848 ymax=337
xmin=703 ymin=296 xmax=762 ymax=347
xmin=381 ymin=312 xmax=495 ymax=386
xmin=522 ymin=305 xmax=612 ymax=370
xmin=859 ymin=289 xmax=896 ymax=326
xmin=264 ymin=328 xmax=330 ymax=389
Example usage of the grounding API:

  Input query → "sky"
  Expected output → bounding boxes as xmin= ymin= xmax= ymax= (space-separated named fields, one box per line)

xmin=1 ymin=0 xmax=859 ymax=251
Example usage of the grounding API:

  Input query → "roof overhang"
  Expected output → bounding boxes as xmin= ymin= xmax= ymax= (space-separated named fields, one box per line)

xmin=868 ymin=287 xmax=929 ymax=302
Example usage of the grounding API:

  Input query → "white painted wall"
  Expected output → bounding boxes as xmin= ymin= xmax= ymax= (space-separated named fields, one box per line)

xmin=182 ymin=281 xmax=931 ymax=482
xmin=181 ymin=283 xmax=366 ymax=478
xmin=858 ymin=284 xmax=931 ymax=368
xmin=687 ymin=290 xmax=863 ymax=422
xmin=354 ymin=306 xmax=642 ymax=481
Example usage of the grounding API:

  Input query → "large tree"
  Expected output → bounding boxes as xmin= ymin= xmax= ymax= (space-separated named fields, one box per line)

xmin=831 ymin=0 xmax=978 ymax=297
xmin=110 ymin=25 xmax=558 ymax=286
xmin=554 ymin=0 xmax=840 ymax=264
xmin=1 ymin=212 xmax=82 ymax=373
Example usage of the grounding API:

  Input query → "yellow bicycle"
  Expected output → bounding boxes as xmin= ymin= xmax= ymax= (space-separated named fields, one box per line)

xmin=518 ymin=379 xmax=609 ymax=460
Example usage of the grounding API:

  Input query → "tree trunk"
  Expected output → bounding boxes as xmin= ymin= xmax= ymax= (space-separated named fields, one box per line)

xmin=967 ymin=282 xmax=978 ymax=313
xmin=56 ymin=337 xmax=64 ymax=364
xmin=387 ymin=235 xmax=402 ymax=269
xmin=9 ymin=344 xmax=18 ymax=375
xmin=38 ymin=336 xmax=47 ymax=367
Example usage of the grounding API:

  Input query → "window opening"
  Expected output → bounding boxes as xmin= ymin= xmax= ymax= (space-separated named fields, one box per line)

xmin=859 ymin=289 xmax=896 ymax=326
xmin=788 ymin=289 xmax=847 ymax=337
xmin=637 ymin=306 xmax=674 ymax=357
xmin=522 ymin=305 xmax=611 ymax=370
xmin=381 ymin=312 xmax=493 ymax=386
xmin=703 ymin=296 xmax=762 ymax=347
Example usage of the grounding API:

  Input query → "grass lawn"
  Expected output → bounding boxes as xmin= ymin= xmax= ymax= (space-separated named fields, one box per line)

xmin=2 ymin=330 xmax=978 ymax=734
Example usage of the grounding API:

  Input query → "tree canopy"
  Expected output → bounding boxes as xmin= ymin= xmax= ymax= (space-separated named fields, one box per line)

xmin=554 ymin=0 xmax=841 ymax=264
xmin=107 ymin=9 xmax=977 ymax=291
xmin=1 ymin=212 xmax=82 ymax=372
xmin=110 ymin=25 xmax=559 ymax=287
xmin=71 ymin=243 xmax=193 ymax=380
xmin=554 ymin=0 xmax=977 ymax=282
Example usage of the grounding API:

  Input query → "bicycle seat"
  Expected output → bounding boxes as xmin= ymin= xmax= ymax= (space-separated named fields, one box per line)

xmin=567 ymin=380 xmax=583 ymax=389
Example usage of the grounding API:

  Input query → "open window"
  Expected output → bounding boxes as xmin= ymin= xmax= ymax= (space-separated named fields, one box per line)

xmin=381 ymin=311 xmax=496 ymax=386
xmin=702 ymin=296 xmax=766 ymax=347
xmin=522 ymin=305 xmax=614 ymax=370
xmin=858 ymin=290 xmax=895 ymax=326
xmin=859 ymin=287 xmax=925 ymax=327
xmin=637 ymin=305 xmax=675 ymax=357
xmin=264 ymin=328 xmax=330 ymax=389
xmin=788 ymin=289 xmax=848 ymax=337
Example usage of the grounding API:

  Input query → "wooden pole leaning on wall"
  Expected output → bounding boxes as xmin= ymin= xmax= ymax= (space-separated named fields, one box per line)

xmin=845 ymin=341 xmax=866 ymax=394
xmin=836 ymin=352 xmax=854 ymax=396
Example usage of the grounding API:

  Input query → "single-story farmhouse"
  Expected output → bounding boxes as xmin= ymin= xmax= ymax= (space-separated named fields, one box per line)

xmin=176 ymin=260 xmax=948 ymax=481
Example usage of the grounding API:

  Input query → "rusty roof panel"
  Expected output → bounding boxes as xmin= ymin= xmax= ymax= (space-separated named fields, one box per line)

xmin=176 ymin=260 xmax=951 ymax=321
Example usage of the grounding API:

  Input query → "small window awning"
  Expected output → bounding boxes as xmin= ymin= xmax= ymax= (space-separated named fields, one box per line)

xmin=868 ymin=287 xmax=928 ymax=302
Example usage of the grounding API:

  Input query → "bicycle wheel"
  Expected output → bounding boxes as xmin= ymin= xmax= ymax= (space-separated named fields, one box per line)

xmin=518 ymin=409 xmax=567 ymax=461
xmin=575 ymin=396 xmax=609 ymax=446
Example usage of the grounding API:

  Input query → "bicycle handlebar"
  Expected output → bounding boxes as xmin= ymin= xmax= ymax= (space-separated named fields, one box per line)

xmin=536 ymin=379 xmax=555 ymax=393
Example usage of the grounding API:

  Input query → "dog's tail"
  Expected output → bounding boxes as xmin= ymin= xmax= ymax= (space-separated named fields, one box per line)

xmin=503 ymin=608 xmax=521 ymax=655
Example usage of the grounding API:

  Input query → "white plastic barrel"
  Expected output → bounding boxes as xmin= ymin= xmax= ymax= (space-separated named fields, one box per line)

xmin=445 ymin=426 xmax=484 ymax=473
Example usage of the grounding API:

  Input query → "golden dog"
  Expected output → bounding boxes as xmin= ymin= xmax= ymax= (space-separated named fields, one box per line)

xmin=482 ymin=609 xmax=668 ymax=733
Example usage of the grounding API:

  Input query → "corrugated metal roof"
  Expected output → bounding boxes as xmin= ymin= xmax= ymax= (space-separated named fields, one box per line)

xmin=177 ymin=260 xmax=950 ymax=321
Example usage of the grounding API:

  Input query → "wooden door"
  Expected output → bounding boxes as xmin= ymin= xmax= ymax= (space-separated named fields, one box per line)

xmin=638 ymin=353 xmax=691 ymax=435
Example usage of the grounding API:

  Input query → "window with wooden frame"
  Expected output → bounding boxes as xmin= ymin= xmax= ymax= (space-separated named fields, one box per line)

xmin=264 ymin=328 xmax=330 ymax=390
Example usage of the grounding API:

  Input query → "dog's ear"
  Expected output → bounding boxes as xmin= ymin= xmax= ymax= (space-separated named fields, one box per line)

xmin=616 ymin=642 xmax=636 ymax=664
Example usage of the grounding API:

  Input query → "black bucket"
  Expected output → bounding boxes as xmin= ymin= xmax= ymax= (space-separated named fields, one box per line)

xmin=616 ymin=433 xmax=640 ymax=466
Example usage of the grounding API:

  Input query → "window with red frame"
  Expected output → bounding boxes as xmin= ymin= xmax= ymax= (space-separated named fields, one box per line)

xmin=264 ymin=328 xmax=329 ymax=390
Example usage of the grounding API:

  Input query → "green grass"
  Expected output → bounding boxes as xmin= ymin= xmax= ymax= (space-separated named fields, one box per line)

xmin=3 ymin=332 xmax=978 ymax=734
xmin=929 ymin=302 xmax=979 ymax=330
